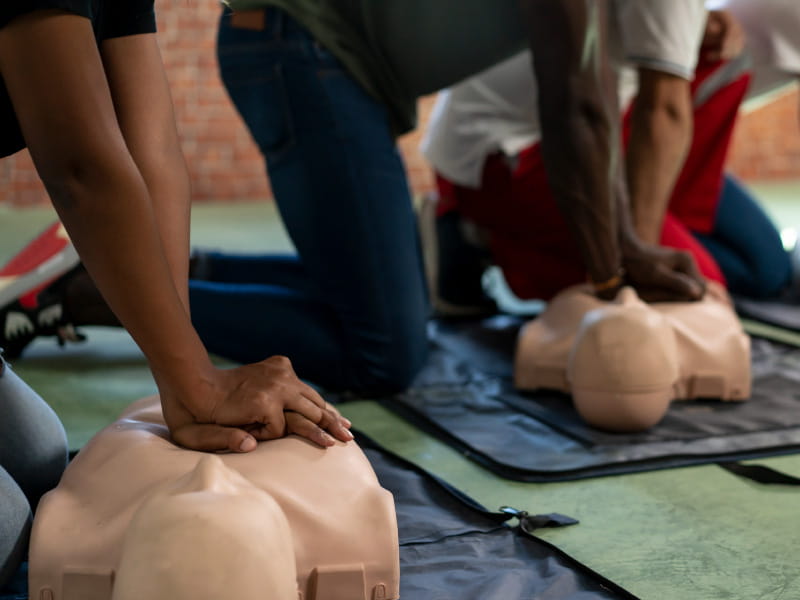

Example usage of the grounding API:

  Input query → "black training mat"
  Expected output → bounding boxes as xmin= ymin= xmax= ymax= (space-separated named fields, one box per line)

xmin=361 ymin=316 xmax=800 ymax=482
xmin=735 ymin=295 xmax=800 ymax=332
xmin=357 ymin=432 xmax=639 ymax=600
xmin=1 ymin=434 xmax=638 ymax=600
xmin=717 ymin=461 xmax=800 ymax=486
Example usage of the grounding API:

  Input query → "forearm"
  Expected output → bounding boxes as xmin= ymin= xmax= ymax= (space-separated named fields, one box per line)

xmin=626 ymin=73 xmax=693 ymax=243
xmin=101 ymin=36 xmax=192 ymax=310
xmin=44 ymin=161 xmax=214 ymax=397
xmin=129 ymin=148 xmax=192 ymax=310
xmin=540 ymin=106 xmax=622 ymax=282
xmin=523 ymin=0 xmax=622 ymax=283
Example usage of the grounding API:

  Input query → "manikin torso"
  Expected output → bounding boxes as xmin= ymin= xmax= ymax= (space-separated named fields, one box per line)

xmin=29 ymin=397 xmax=400 ymax=600
xmin=514 ymin=282 xmax=752 ymax=432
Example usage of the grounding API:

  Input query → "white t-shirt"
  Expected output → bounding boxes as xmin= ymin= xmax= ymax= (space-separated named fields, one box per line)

xmin=711 ymin=0 xmax=800 ymax=97
xmin=422 ymin=0 xmax=708 ymax=188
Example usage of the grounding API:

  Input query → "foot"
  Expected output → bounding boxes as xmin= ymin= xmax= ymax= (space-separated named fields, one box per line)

xmin=0 ymin=270 xmax=87 ymax=359
xmin=0 ymin=222 xmax=86 ymax=358
xmin=0 ymin=221 xmax=80 ymax=308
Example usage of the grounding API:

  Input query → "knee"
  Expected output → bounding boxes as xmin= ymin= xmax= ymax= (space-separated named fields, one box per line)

xmin=737 ymin=251 xmax=792 ymax=299
xmin=0 ymin=365 xmax=68 ymax=506
xmin=754 ymin=267 xmax=791 ymax=299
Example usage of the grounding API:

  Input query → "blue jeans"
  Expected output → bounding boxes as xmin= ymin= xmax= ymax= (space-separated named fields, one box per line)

xmin=695 ymin=175 xmax=791 ymax=298
xmin=194 ymin=9 xmax=430 ymax=394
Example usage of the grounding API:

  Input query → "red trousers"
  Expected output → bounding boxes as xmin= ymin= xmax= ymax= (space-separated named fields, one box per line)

xmin=436 ymin=59 xmax=751 ymax=301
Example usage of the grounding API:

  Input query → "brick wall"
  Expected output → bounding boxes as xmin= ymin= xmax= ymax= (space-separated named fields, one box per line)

xmin=0 ymin=2 xmax=797 ymax=207
xmin=0 ymin=1 xmax=270 ymax=208
xmin=728 ymin=88 xmax=800 ymax=180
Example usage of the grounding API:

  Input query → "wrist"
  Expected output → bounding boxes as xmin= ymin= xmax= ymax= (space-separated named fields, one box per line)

xmin=620 ymin=227 xmax=645 ymax=256
xmin=590 ymin=268 xmax=625 ymax=300
xmin=152 ymin=352 xmax=218 ymax=419
xmin=580 ymin=229 xmax=623 ymax=285
xmin=632 ymin=215 xmax=663 ymax=245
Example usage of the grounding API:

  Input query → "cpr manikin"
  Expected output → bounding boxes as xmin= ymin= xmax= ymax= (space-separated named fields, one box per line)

xmin=29 ymin=397 xmax=399 ymax=600
xmin=514 ymin=282 xmax=751 ymax=432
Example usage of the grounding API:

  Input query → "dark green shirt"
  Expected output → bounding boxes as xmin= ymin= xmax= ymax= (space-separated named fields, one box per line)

xmin=227 ymin=0 xmax=526 ymax=134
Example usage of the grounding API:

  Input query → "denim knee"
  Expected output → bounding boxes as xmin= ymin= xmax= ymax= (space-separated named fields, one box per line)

xmin=748 ymin=261 xmax=791 ymax=298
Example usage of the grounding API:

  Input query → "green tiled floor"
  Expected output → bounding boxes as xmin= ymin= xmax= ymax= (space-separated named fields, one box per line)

xmin=3 ymin=182 xmax=800 ymax=600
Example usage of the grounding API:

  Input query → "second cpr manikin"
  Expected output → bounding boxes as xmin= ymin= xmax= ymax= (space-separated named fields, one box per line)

xmin=515 ymin=282 xmax=752 ymax=431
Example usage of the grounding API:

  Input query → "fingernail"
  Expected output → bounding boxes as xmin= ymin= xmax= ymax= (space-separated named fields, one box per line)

xmin=323 ymin=433 xmax=336 ymax=446
xmin=239 ymin=436 xmax=257 ymax=452
xmin=343 ymin=429 xmax=354 ymax=441
xmin=343 ymin=418 xmax=352 ymax=428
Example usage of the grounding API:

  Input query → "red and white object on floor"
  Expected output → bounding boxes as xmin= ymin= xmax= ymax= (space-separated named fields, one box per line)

xmin=0 ymin=221 xmax=79 ymax=310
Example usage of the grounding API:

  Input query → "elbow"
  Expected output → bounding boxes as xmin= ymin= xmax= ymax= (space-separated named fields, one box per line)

xmin=630 ymin=94 xmax=693 ymax=158
xmin=633 ymin=95 xmax=692 ymax=129
xmin=37 ymin=156 xmax=96 ymax=213
xmin=24 ymin=122 xmax=144 ymax=213
xmin=35 ymin=148 xmax=142 ymax=215
xmin=633 ymin=72 xmax=693 ymax=130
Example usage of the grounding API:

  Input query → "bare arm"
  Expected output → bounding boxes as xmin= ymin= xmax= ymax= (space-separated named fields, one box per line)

xmin=100 ymin=33 xmax=192 ymax=310
xmin=0 ymin=13 xmax=204 ymax=395
xmin=626 ymin=69 xmax=693 ymax=243
xmin=521 ymin=0 xmax=704 ymax=301
xmin=0 ymin=11 xmax=351 ymax=451
xmin=521 ymin=0 xmax=622 ymax=286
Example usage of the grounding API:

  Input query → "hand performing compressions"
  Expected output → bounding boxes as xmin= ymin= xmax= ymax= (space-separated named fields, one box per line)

xmin=618 ymin=237 xmax=707 ymax=303
xmin=160 ymin=355 xmax=353 ymax=453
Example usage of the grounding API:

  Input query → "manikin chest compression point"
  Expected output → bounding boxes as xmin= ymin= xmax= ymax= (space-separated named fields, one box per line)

xmin=514 ymin=283 xmax=751 ymax=432
xmin=28 ymin=396 xmax=400 ymax=600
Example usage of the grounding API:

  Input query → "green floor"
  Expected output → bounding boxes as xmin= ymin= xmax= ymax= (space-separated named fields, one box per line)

xmin=3 ymin=182 xmax=800 ymax=600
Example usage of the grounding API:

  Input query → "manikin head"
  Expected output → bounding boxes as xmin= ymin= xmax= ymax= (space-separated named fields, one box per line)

xmin=112 ymin=455 xmax=297 ymax=600
xmin=567 ymin=287 xmax=679 ymax=432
